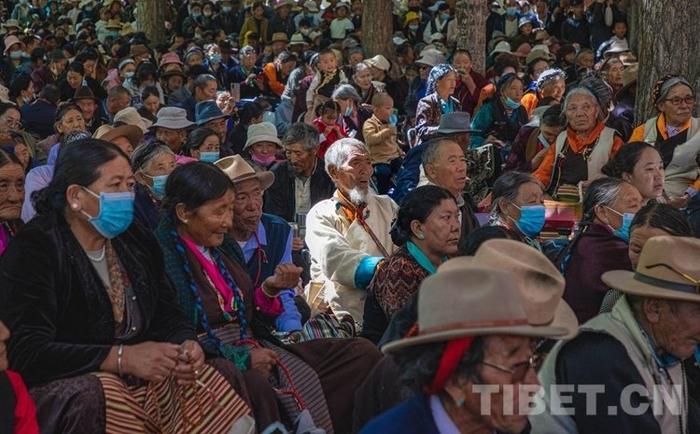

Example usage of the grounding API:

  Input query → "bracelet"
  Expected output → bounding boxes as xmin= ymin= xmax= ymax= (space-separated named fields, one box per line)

xmin=117 ymin=344 xmax=124 ymax=377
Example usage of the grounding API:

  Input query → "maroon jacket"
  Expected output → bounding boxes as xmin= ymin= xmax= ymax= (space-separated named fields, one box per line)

xmin=563 ymin=223 xmax=632 ymax=323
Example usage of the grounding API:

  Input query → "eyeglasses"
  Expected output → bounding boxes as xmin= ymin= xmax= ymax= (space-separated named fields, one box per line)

xmin=482 ymin=354 xmax=542 ymax=383
xmin=665 ymin=96 xmax=696 ymax=106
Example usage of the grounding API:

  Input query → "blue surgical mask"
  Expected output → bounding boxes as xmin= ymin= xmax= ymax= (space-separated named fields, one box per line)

xmin=199 ymin=151 xmax=220 ymax=163
xmin=222 ymin=6 xmax=232 ymax=13
xmin=606 ymin=207 xmax=634 ymax=243
xmin=440 ymin=12 xmax=450 ymax=21
xmin=148 ymin=174 xmax=168 ymax=199
xmin=209 ymin=53 xmax=222 ymax=64
xmin=192 ymin=11 xmax=202 ymax=18
xmin=538 ymin=132 xmax=551 ymax=148
xmin=343 ymin=105 xmax=353 ymax=117
xmin=511 ymin=203 xmax=546 ymax=238
xmin=504 ymin=97 xmax=521 ymax=109
xmin=507 ymin=7 xmax=518 ymax=16
xmin=9 ymin=51 xmax=23 ymax=60
xmin=81 ymin=187 xmax=135 ymax=239
xmin=409 ymin=23 xmax=420 ymax=32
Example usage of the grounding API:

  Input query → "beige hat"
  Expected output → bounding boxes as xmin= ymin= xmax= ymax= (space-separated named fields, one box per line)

xmin=416 ymin=48 xmax=445 ymax=67
xmin=602 ymin=236 xmax=700 ymax=304
xmin=491 ymin=40 xmax=512 ymax=56
xmin=364 ymin=54 xmax=390 ymax=72
xmin=93 ymin=124 xmax=144 ymax=148
xmin=3 ymin=35 xmax=23 ymax=55
xmin=271 ymin=32 xmax=289 ymax=44
xmin=382 ymin=267 xmax=569 ymax=354
xmin=215 ymin=155 xmax=275 ymax=190
xmin=114 ymin=107 xmax=151 ymax=132
xmin=440 ymin=239 xmax=579 ymax=339
xmin=244 ymin=122 xmax=282 ymax=150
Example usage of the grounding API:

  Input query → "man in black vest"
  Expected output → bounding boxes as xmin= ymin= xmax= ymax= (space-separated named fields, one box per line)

xmin=264 ymin=122 xmax=335 ymax=228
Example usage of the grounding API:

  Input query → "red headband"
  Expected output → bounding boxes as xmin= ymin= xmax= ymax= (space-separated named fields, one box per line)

xmin=425 ymin=336 xmax=474 ymax=395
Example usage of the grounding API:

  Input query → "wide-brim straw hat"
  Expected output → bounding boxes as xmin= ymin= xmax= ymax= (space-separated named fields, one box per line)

xmin=383 ymin=267 xmax=568 ymax=354
xmin=602 ymin=236 xmax=700 ymax=304
xmin=215 ymin=155 xmax=275 ymax=191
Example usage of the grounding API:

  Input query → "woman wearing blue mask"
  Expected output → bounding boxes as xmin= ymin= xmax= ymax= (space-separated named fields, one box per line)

xmin=185 ymin=127 xmax=221 ymax=163
xmin=470 ymin=72 xmax=528 ymax=149
xmin=131 ymin=141 xmax=176 ymax=231
xmin=332 ymin=84 xmax=373 ymax=144
xmin=0 ymin=139 xmax=252 ymax=433
xmin=558 ymin=176 xmax=642 ymax=323
xmin=490 ymin=171 xmax=547 ymax=249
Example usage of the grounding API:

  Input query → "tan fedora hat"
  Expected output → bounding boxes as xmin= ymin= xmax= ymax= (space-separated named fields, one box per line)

xmin=382 ymin=267 xmax=568 ymax=354
xmin=214 ymin=155 xmax=275 ymax=191
xmin=602 ymin=236 xmax=700 ymax=303
xmin=439 ymin=239 xmax=579 ymax=339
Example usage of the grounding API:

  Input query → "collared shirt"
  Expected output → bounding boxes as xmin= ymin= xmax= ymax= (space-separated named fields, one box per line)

xmin=429 ymin=395 xmax=461 ymax=434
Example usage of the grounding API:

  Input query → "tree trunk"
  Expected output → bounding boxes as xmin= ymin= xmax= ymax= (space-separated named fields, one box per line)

xmin=455 ymin=0 xmax=488 ymax=75
xmin=362 ymin=0 xmax=400 ymax=78
xmin=634 ymin=0 xmax=700 ymax=124
xmin=136 ymin=0 xmax=169 ymax=46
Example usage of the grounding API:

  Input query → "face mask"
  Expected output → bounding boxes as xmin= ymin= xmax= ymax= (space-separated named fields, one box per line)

xmin=199 ymin=151 xmax=220 ymax=163
xmin=605 ymin=206 xmax=634 ymax=243
xmin=10 ymin=51 xmax=23 ymax=60
xmin=504 ymin=97 xmax=521 ymax=109
xmin=409 ymin=23 xmax=419 ymax=32
xmin=222 ymin=6 xmax=232 ymax=13
xmin=262 ymin=111 xmax=276 ymax=124
xmin=23 ymin=94 xmax=34 ymax=104
xmin=124 ymin=71 xmax=135 ymax=79
xmin=511 ymin=203 xmax=546 ymax=238
xmin=440 ymin=12 xmax=450 ymax=21
xmin=81 ymin=187 xmax=135 ymax=239
xmin=343 ymin=105 xmax=353 ymax=117
xmin=147 ymin=174 xmax=168 ymax=199
xmin=192 ymin=11 xmax=202 ymax=18
xmin=389 ymin=113 xmax=398 ymax=126
xmin=252 ymin=153 xmax=276 ymax=166
xmin=538 ymin=132 xmax=551 ymax=148
xmin=209 ymin=53 xmax=222 ymax=64
xmin=507 ymin=7 xmax=518 ymax=16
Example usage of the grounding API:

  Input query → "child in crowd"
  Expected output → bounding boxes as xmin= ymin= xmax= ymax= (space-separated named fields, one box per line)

xmin=313 ymin=100 xmax=347 ymax=159
xmin=330 ymin=3 xmax=355 ymax=41
xmin=596 ymin=19 xmax=628 ymax=61
xmin=363 ymin=93 xmax=403 ymax=194
xmin=305 ymin=48 xmax=348 ymax=123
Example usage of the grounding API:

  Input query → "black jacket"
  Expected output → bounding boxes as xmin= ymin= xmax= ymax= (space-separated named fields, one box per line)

xmin=263 ymin=159 xmax=335 ymax=222
xmin=0 ymin=213 xmax=194 ymax=386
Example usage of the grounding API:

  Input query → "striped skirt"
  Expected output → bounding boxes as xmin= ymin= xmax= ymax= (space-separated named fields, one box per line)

xmin=95 ymin=364 xmax=250 ymax=433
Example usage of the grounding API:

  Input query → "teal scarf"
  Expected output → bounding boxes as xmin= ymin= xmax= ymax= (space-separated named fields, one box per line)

xmin=406 ymin=241 xmax=443 ymax=274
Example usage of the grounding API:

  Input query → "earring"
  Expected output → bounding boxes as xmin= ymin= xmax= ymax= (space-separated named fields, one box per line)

xmin=182 ymin=219 xmax=189 ymax=225
xmin=454 ymin=396 xmax=465 ymax=407
xmin=71 ymin=203 xmax=78 ymax=209
xmin=416 ymin=232 xmax=425 ymax=240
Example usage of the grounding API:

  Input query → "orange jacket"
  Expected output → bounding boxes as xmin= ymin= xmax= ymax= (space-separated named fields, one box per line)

xmin=629 ymin=113 xmax=692 ymax=143
xmin=262 ymin=63 xmax=286 ymax=97
xmin=533 ymin=122 xmax=624 ymax=187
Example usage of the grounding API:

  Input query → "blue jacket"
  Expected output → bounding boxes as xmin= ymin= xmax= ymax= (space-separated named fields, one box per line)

xmin=360 ymin=394 xmax=439 ymax=434
xmin=391 ymin=142 xmax=427 ymax=205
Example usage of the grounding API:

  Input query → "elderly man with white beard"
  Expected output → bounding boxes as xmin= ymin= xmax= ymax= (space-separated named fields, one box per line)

xmin=306 ymin=138 xmax=398 ymax=330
